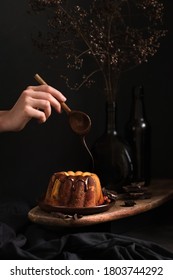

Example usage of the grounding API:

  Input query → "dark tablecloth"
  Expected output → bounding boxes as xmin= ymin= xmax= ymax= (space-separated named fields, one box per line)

xmin=0 ymin=199 xmax=173 ymax=260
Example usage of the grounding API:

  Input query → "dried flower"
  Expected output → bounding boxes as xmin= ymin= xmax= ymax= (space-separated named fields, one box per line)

xmin=29 ymin=0 xmax=167 ymax=102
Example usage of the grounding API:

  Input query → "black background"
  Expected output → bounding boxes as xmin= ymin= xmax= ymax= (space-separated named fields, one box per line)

xmin=0 ymin=0 xmax=172 ymax=204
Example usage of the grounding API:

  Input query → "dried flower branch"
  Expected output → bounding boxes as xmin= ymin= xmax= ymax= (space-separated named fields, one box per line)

xmin=29 ymin=0 xmax=167 ymax=102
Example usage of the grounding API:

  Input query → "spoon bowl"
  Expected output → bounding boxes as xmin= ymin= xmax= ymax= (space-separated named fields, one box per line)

xmin=68 ymin=110 xmax=91 ymax=136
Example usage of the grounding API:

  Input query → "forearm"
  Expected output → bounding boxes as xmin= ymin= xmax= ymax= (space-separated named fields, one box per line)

xmin=0 ymin=111 xmax=10 ymax=132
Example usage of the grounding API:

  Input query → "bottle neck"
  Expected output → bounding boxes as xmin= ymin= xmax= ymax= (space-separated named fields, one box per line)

xmin=132 ymin=85 xmax=146 ymax=122
xmin=106 ymin=101 xmax=117 ymax=135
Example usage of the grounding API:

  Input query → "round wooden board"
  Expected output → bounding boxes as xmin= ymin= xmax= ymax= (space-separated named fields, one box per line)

xmin=28 ymin=179 xmax=173 ymax=228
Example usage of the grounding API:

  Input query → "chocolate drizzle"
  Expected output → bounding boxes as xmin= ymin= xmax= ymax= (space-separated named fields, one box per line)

xmin=57 ymin=175 xmax=91 ymax=192
xmin=74 ymin=176 xmax=90 ymax=192
xmin=82 ymin=136 xmax=95 ymax=171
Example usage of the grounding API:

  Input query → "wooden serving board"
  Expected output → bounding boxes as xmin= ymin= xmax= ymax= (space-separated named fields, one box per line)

xmin=28 ymin=179 xmax=173 ymax=228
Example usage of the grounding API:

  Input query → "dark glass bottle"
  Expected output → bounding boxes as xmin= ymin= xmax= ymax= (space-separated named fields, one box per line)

xmin=126 ymin=85 xmax=151 ymax=185
xmin=92 ymin=101 xmax=133 ymax=193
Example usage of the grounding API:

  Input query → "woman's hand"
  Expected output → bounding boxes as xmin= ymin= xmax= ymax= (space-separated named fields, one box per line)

xmin=0 ymin=85 xmax=66 ymax=132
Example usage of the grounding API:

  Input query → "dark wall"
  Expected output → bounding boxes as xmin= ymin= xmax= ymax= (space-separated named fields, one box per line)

xmin=0 ymin=1 xmax=172 ymax=204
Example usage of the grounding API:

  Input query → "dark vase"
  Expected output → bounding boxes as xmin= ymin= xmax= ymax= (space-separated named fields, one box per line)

xmin=126 ymin=85 xmax=151 ymax=185
xmin=92 ymin=101 xmax=133 ymax=193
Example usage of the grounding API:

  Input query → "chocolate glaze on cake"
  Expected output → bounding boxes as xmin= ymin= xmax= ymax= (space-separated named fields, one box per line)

xmin=44 ymin=171 xmax=105 ymax=208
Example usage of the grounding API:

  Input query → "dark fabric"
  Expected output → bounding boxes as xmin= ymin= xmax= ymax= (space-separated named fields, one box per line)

xmin=0 ymin=200 xmax=173 ymax=260
xmin=1 ymin=222 xmax=173 ymax=260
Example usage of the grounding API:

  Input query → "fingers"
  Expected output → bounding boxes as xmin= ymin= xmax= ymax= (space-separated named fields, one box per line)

xmin=24 ymin=84 xmax=66 ymax=119
xmin=23 ymin=89 xmax=61 ymax=113
xmin=27 ymin=85 xmax=66 ymax=112
xmin=24 ymin=106 xmax=49 ymax=124
xmin=28 ymin=98 xmax=52 ymax=120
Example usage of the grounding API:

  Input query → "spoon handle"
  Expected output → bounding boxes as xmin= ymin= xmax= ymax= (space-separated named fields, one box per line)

xmin=34 ymin=73 xmax=71 ymax=114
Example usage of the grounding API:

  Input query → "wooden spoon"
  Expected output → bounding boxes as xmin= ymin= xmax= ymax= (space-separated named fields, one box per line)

xmin=34 ymin=73 xmax=91 ymax=136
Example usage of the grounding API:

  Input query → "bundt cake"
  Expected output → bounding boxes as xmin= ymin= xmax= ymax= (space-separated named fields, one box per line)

xmin=44 ymin=171 xmax=105 ymax=208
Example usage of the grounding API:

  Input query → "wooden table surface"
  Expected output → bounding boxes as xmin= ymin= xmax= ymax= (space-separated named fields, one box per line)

xmin=28 ymin=179 xmax=173 ymax=228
